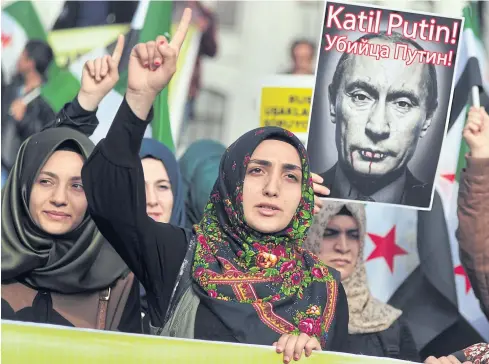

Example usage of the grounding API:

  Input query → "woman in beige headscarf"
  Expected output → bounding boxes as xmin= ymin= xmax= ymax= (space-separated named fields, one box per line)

xmin=304 ymin=202 xmax=419 ymax=361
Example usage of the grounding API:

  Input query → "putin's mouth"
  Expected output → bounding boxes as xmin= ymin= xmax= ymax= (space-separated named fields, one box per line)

xmin=358 ymin=149 xmax=388 ymax=162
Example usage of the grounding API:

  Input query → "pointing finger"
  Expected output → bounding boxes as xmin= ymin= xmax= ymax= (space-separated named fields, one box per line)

xmin=111 ymin=34 xmax=125 ymax=65
xmin=170 ymin=7 xmax=192 ymax=50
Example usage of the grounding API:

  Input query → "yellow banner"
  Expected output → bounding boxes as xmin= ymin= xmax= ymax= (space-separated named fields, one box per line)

xmin=260 ymin=87 xmax=312 ymax=133
xmin=1 ymin=321 xmax=412 ymax=364
xmin=48 ymin=24 xmax=131 ymax=68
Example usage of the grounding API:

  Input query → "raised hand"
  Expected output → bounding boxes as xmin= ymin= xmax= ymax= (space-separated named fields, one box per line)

xmin=78 ymin=34 xmax=125 ymax=111
xmin=125 ymin=8 xmax=192 ymax=119
xmin=463 ymin=106 xmax=489 ymax=159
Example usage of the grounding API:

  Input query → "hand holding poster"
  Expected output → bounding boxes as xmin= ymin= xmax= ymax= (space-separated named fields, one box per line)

xmin=306 ymin=1 xmax=463 ymax=210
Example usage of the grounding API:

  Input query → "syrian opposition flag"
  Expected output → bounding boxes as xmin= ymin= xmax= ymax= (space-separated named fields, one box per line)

xmin=1 ymin=1 xmax=80 ymax=112
xmin=365 ymin=1 xmax=488 ymax=356
xmin=438 ymin=0 xmax=489 ymax=339
xmin=2 ymin=0 xmax=184 ymax=150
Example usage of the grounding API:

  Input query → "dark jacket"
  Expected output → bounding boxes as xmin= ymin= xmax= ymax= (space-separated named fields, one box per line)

xmin=1 ymin=76 xmax=55 ymax=171
xmin=347 ymin=318 xmax=419 ymax=362
xmin=319 ymin=163 xmax=433 ymax=208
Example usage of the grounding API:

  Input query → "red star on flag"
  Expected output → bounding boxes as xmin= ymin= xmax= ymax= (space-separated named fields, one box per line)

xmin=441 ymin=173 xmax=456 ymax=183
xmin=366 ymin=226 xmax=408 ymax=273
xmin=1 ymin=33 xmax=12 ymax=48
xmin=454 ymin=265 xmax=472 ymax=293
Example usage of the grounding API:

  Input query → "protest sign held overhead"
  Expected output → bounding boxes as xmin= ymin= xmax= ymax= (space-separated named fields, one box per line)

xmin=307 ymin=1 xmax=463 ymax=210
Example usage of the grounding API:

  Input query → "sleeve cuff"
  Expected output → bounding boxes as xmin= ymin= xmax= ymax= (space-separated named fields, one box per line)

xmin=65 ymin=96 xmax=97 ymax=118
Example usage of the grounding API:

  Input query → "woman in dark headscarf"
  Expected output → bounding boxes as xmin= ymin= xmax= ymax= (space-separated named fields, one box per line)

xmin=304 ymin=202 xmax=419 ymax=361
xmin=1 ymin=33 xmax=141 ymax=331
xmin=82 ymin=24 xmax=349 ymax=363
xmin=179 ymin=139 xmax=225 ymax=229
xmin=1 ymin=119 xmax=141 ymax=333
xmin=139 ymin=137 xmax=185 ymax=332
xmin=139 ymin=138 xmax=185 ymax=226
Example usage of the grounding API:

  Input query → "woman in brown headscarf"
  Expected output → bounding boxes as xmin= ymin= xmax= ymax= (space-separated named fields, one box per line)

xmin=304 ymin=202 xmax=419 ymax=361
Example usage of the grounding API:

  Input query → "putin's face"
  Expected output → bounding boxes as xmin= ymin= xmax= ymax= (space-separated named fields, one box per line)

xmin=329 ymin=39 xmax=434 ymax=178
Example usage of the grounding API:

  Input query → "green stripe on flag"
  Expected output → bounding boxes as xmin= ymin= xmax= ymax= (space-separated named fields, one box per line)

xmin=114 ymin=1 xmax=174 ymax=151
xmin=462 ymin=2 xmax=481 ymax=39
xmin=42 ymin=64 xmax=81 ymax=112
xmin=456 ymin=2 xmax=484 ymax=182
xmin=154 ymin=88 xmax=175 ymax=151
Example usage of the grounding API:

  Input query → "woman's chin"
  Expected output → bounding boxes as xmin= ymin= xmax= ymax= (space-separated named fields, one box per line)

xmin=248 ymin=219 xmax=288 ymax=235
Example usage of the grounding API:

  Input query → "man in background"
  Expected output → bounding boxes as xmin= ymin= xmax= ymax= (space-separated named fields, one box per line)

xmin=1 ymin=40 xmax=55 ymax=175
xmin=285 ymin=39 xmax=315 ymax=75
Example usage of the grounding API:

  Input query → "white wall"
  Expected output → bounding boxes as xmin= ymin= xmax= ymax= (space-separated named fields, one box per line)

xmin=200 ymin=0 xmax=469 ymax=146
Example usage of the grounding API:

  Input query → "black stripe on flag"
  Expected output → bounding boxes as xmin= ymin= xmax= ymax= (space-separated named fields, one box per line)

xmin=105 ymin=28 xmax=140 ymax=75
xmin=448 ymin=57 xmax=484 ymax=130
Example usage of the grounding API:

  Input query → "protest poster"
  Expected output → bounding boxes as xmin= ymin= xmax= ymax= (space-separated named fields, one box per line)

xmin=1 ymin=320 xmax=415 ymax=364
xmin=258 ymin=75 xmax=314 ymax=144
xmin=306 ymin=1 xmax=463 ymax=210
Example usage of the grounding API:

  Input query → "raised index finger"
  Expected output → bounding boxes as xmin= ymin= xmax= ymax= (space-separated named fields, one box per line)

xmin=111 ymin=34 xmax=125 ymax=65
xmin=170 ymin=7 xmax=192 ymax=50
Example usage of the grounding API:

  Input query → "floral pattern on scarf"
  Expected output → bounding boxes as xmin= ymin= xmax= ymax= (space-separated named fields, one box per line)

xmin=191 ymin=127 xmax=341 ymax=347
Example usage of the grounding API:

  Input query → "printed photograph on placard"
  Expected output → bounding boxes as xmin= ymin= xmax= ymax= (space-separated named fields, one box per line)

xmin=306 ymin=1 xmax=463 ymax=210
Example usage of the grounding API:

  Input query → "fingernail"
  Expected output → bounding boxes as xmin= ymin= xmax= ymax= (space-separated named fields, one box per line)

xmin=159 ymin=41 xmax=166 ymax=45
xmin=294 ymin=354 xmax=299 ymax=360
xmin=283 ymin=357 xmax=289 ymax=363
xmin=144 ymin=62 xmax=149 ymax=68
xmin=154 ymin=61 xmax=161 ymax=66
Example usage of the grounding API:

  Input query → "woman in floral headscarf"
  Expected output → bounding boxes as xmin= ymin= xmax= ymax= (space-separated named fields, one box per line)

xmin=81 ymin=13 xmax=348 ymax=363
xmin=304 ymin=202 xmax=419 ymax=361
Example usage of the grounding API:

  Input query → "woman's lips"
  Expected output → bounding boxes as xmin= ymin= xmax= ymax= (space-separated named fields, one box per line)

xmin=148 ymin=212 xmax=162 ymax=220
xmin=43 ymin=211 xmax=71 ymax=221
xmin=330 ymin=259 xmax=351 ymax=267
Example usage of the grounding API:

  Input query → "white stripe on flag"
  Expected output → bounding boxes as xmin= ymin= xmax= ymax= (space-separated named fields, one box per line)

xmin=131 ymin=0 xmax=151 ymax=31
xmin=1 ymin=12 xmax=28 ymax=84
xmin=365 ymin=204 xmax=419 ymax=302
